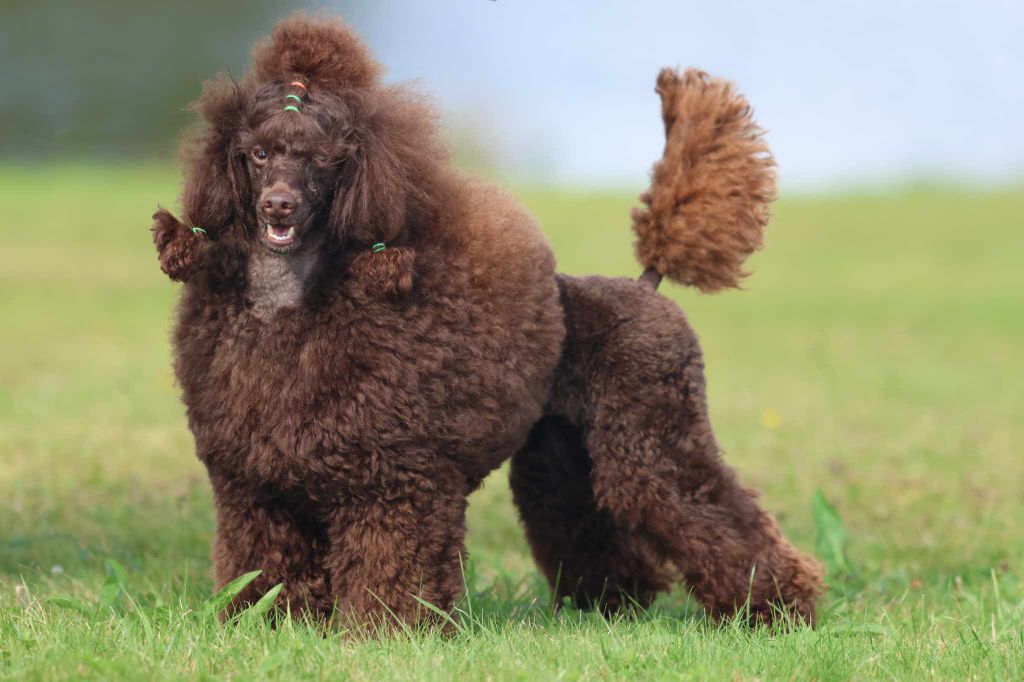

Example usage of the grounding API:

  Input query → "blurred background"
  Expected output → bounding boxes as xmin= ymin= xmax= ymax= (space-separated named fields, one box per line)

xmin=2 ymin=0 xmax=1022 ymax=189
xmin=1 ymin=3 xmax=1023 ymax=677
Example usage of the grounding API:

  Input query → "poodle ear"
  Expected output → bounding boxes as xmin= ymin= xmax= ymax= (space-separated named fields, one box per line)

xmin=151 ymin=208 xmax=209 ymax=282
xmin=180 ymin=77 xmax=252 ymax=239
xmin=330 ymin=108 xmax=409 ymax=248
xmin=329 ymin=88 xmax=439 ymax=297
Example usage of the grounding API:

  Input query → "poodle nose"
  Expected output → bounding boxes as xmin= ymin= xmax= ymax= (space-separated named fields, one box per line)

xmin=261 ymin=191 xmax=298 ymax=220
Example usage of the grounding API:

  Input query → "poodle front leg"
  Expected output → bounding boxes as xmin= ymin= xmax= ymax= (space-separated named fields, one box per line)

xmin=323 ymin=476 xmax=468 ymax=631
xmin=209 ymin=476 xmax=331 ymax=621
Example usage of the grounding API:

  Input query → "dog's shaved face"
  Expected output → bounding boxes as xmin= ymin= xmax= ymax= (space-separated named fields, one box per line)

xmin=238 ymin=85 xmax=348 ymax=255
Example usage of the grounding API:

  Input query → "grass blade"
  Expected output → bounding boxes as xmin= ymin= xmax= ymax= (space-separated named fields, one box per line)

xmin=204 ymin=570 xmax=262 ymax=616
xmin=812 ymin=490 xmax=851 ymax=578
xmin=240 ymin=582 xmax=283 ymax=621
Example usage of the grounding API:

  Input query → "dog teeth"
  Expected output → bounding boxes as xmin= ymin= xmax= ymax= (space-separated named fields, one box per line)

xmin=265 ymin=223 xmax=296 ymax=242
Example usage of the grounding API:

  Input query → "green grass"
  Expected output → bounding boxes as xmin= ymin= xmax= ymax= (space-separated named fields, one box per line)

xmin=1 ymin=164 xmax=1022 ymax=680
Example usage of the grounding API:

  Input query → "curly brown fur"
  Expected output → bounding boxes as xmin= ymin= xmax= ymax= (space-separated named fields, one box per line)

xmin=349 ymin=246 xmax=416 ymax=299
xmin=151 ymin=14 xmax=820 ymax=630
xmin=510 ymin=416 xmax=673 ymax=613
xmin=152 ymin=14 xmax=563 ymax=629
xmin=511 ymin=277 xmax=823 ymax=625
xmin=152 ymin=18 xmax=443 ymax=296
xmin=152 ymin=209 xmax=207 ymax=282
xmin=249 ymin=14 xmax=382 ymax=91
xmin=632 ymin=68 xmax=776 ymax=292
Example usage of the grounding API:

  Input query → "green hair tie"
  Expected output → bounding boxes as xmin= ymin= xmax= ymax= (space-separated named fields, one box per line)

xmin=190 ymin=226 xmax=208 ymax=236
xmin=285 ymin=94 xmax=302 ymax=103
xmin=283 ymin=105 xmax=301 ymax=113
xmin=371 ymin=242 xmax=387 ymax=253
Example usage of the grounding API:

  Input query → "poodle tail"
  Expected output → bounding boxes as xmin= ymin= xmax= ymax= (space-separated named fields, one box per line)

xmin=632 ymin=68 xmax=776 ymax=292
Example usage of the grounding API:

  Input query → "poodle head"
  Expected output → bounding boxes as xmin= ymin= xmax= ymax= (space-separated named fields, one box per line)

xmin=228 ymin=81 xmax=349 ymax=256
xmin=179 ymin=14 xmax=444 ymax=295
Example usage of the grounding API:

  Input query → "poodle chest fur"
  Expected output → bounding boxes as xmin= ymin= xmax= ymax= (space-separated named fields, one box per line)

xmin=172 ymin=244 xmax=565 ymax=502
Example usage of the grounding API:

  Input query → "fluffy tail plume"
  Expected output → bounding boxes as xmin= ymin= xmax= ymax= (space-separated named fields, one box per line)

xmin=632 ymin=68 xmax=776 ymax=292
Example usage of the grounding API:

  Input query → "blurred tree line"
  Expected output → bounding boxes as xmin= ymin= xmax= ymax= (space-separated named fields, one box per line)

xmin=0 ymin=1 xmax=380 ymax=159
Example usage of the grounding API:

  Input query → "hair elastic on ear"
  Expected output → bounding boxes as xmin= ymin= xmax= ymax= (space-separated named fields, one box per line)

xmin=285 ymin=94 xmax=302 ymax=103
xmin=283 ymin=105 xmax=301 ymax=113
xmin=290 ymin=81 xmax=307 ymax=91
xmin=191 ymin=226 xmax=208 ymax=236
xmin=371 ymin=242 xmax=387 ymax=253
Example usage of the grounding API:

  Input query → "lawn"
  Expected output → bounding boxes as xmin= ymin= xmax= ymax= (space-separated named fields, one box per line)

xmin=1 ymin=164 xmax=1022 ymax=680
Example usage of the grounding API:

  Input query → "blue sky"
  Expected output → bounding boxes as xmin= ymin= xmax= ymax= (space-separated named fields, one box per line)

xmin=329 ymin=0 xmax=1023 ymax=189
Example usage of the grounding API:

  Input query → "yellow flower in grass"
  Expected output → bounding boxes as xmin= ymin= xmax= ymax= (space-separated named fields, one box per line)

xmin=760 ymin=408 xmax=782 ymax=430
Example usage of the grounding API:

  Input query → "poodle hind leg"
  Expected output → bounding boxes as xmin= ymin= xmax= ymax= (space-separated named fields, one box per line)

xmin=549 ymin=275 xmax=824 ymax=626
xmin=510 ymin=416 xmax=673 ymax=614
xmin=584 ymin=356 xmax=825 ymax=626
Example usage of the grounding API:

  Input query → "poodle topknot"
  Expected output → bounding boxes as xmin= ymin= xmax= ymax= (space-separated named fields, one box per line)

xmin=249 ymin=15 xmax=382 ymax=90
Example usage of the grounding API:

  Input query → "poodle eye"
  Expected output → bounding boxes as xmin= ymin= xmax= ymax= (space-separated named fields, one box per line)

xmin=252 ymin=148 xmax=269 ymax=162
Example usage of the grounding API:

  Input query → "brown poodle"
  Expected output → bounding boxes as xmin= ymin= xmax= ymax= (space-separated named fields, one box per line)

xmin=151 ymin=15 xmax=823 ymax=629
